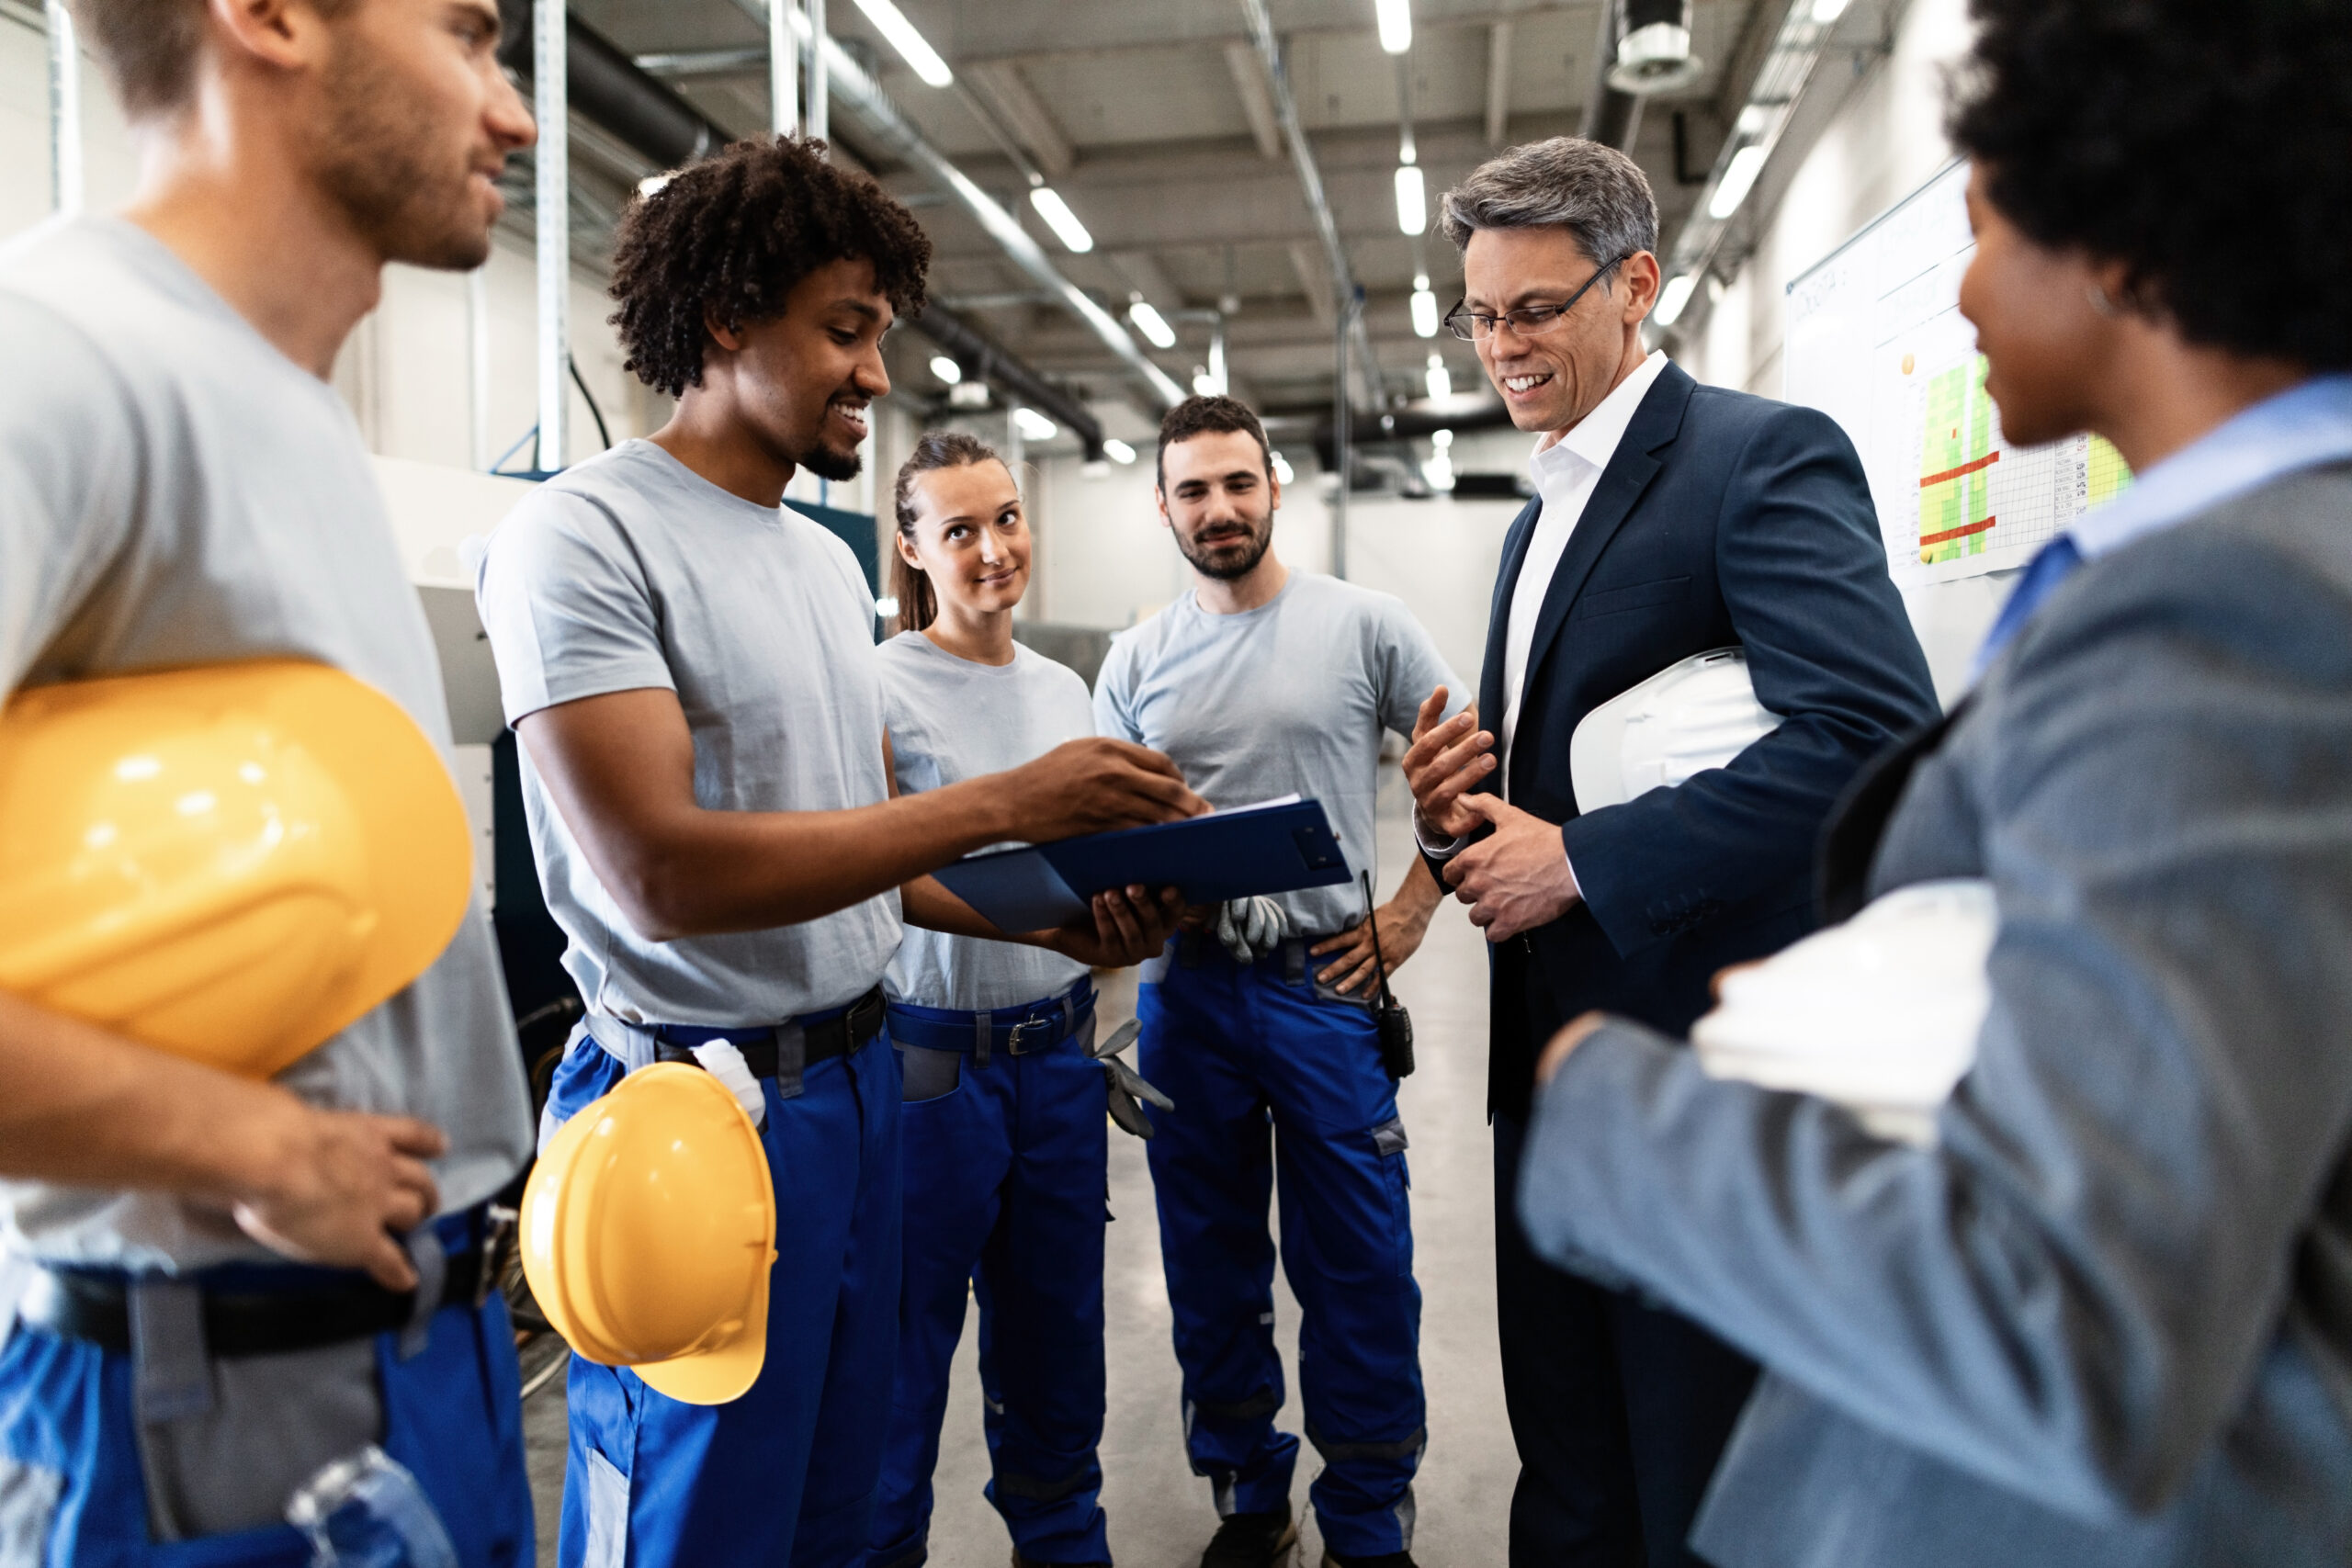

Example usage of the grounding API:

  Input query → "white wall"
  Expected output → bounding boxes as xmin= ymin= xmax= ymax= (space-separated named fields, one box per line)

xmin=1673 ymin=0 xmax=2002 ymax=698
xmin=1678 ymin=0 xmax=1977 ymax=399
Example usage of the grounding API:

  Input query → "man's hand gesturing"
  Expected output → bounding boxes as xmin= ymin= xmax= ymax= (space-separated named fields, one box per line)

xmin=1402 ymin=686 xmax=1496 ymax=841
xmin=1010 ymin=739 xmax=1207 ymax=838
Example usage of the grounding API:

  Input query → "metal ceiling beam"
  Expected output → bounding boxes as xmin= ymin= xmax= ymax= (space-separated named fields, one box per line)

xmin=1222 ymin=40 xmax=1283 ymax=161
xmin=1236 ymin=0 xmax=1382 ymax=408
xmin=1485 ymin=18 xmax=1514 ymax=144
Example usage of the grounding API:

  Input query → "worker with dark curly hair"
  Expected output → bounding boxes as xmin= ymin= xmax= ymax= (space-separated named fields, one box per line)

xmin=1505 ymin=0 xmax=2352 ymax=1564
xmin=474 ymin=135 xmax=1201 ymax=1568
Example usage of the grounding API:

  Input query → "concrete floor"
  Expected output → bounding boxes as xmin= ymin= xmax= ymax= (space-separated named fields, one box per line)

xmin=524 ymin=766 xmax=1517 ymax=1565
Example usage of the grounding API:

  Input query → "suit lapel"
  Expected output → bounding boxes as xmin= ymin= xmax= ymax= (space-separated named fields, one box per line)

xmin=1477 ymin=495 xmax=1544 ymax=744
xmin=1513 ymin=366 xmax=1695 ymax=723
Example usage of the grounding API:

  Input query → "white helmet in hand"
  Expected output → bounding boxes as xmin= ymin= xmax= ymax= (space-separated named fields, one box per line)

xmin=1569 ymin=647 xmax=1779 ymax=813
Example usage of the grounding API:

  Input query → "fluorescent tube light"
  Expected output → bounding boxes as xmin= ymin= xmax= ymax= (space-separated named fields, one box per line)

xmin=1409 ymin=280 xmax=1440 ymax=338
xmin=1012 ymin=407 xmax=1058 ymax=442
xmin=928 ymin=355 xmax=962 ymax=384
xmin=1709 ymin=144 xmax=1768 ymax=220
xmin=1394 ymin=164 xmax=1427 ymax=236
xmin=1127 ymin=299 xmax=1177 ymax=349
xmin=847 ymin=0 xmax=953 ymax=87
xmin=1812 ymin=0 xmax=1851 ymax=20
xmin=1425 ymin=352 xmax=1451 ymax=400
xmin=1193 ymin=369 xmax=1223 ymax=397
xmin=1375 ymin=0 xmax=1412 ymax=54
xmin=1655 ymin=274 xmax=1698 ymax=326
xmin=1027 ymin=187 xmax=1094 ymax=254
xmin=1271 ymin=451 xmax=1295 ymax=485
xmin=1103 ymin=437 xmax=1137 ymax=465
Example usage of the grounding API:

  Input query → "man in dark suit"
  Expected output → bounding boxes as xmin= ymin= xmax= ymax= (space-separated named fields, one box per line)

xmin=1401 ymin=138 xmax=1938 ymax=1566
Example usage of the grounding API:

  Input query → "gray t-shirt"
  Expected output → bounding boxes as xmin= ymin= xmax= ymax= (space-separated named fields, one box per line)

xmin=0 ymin=216 xmax=531 ymax=1269
xmin=880 ymin=632 xmax=1093 ymax=1011
xmin=475 ymin=439 xmax=900 ymax=1025
xmin=1094 ymin=572 xmax=1464 ymax=936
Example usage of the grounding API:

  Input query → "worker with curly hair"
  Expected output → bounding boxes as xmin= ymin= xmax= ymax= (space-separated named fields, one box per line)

xmin=474 ymin=135 xmax=1200 ymax=1568
xmin=1508 ymin=0 xmax=2352 ymax=1563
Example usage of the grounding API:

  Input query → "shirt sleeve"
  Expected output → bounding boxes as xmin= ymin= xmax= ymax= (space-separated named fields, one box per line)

xmin=1091 ymin=638 xmax=1142 ymax=745
xmin=0 ymin=298 xmax=142 ymax=693
xmin=1371 ymin=592 xmax=1467 ymax=740
xmin=473 ymin=486 xmax=674 ymax=726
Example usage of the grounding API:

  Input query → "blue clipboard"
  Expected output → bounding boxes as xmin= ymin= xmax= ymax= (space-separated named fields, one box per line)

xmin=930 ymin=796 xmax=1350 ymax=932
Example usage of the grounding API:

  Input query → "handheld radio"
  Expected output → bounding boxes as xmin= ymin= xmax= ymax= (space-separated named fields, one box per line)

xmin=1360 ymin=871 xmax=1416 ymax=1082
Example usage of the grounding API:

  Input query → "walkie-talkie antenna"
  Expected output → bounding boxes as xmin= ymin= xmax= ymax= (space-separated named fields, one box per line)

xmin=1360 ymin=870 xmax=1395 ymax=1006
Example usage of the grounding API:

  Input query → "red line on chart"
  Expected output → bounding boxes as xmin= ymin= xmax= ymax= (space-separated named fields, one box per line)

xmin=1918 ymin=516 xmax=1998 ymax=547
xmin=1918 ymin=451 xmax=2001 ymax=489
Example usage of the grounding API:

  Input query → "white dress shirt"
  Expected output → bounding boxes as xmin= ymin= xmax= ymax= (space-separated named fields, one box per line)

xmin=1498 ymin=348 xmax=1671 ymax=789
xmin=1418 ymin=348 xmax=1669 ymax=863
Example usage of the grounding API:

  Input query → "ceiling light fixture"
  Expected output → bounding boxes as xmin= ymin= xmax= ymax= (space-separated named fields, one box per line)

xmin=1410 ymin=273 xmax=1440 ymax=338
xmin=847 ymin=0 xmax=954 ymax=88
xmin=1012 ymin=407 xmax=1058 ymax=442
xmin=1709 ymin=144 xmax=1768 ymax=220
xmin=928 ymin=355 xmax=963 ymax=384
xmin=1127 ymin=299 xmax=1178 ymax=350
xmin=1812 ymin=0 xmax=1852 ymax=20
xmin=1027 ymin=187 xmax=1094 ymax=254
xmin=1425 ymin=352 xmax=1451 ymax=400
xmin=1374 ymin=0 xmax=1412 ymax=55
xmin=1394 ymin=164 xmax=1427 ymax=236
xmin=1271 ymin=451 xmax=1295 ymax=485
xmin=1103 ymin=437 xmax=1137 ymax=465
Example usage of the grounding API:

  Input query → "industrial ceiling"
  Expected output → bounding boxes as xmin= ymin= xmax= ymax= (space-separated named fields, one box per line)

xmin=515 ymin=0 xmax=1780 ymax=432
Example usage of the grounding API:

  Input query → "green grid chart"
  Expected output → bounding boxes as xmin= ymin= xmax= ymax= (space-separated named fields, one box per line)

xmin=1916 ymin=353 xmax=2000 ymax=565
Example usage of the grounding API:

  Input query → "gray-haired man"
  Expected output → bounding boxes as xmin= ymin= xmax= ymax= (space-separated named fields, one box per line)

xmin=1399 ymin=138 xmax=1938 ymax=1565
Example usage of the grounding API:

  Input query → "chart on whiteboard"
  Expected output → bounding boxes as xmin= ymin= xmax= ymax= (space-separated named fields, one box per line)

xmin=1784 ymin=160 xmax=2130 ymax=587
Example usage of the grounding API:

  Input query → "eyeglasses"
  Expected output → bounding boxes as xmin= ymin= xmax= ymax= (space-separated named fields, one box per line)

xmin=1443 ymin=255 xmax=1629 ymax=342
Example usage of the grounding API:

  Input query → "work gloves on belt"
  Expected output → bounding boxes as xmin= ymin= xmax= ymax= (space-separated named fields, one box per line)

xmin=1091 ymin=1018 xmax=1172 ymax=1139
xmin=1214 ymin=897 xmax=1289 ymax=965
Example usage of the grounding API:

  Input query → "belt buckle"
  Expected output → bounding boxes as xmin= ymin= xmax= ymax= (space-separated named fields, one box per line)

xmin=1006 ymin=1017 xmax=1054 ymax=1056
xmin=479 ymin=1204 xmax=518 ymax=1309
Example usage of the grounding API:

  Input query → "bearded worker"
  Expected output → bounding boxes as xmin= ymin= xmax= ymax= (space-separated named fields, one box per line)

xmin=1093 ymin=395 xmax=1461 ymax=1568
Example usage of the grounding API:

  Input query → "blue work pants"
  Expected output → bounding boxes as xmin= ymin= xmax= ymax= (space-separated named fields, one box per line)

xmin=869 ymin=992 xmax=1110 ymax=1567
xmin=0 ymin=1219 xmax=531 ymax=1567
xmin=548 ymin=1030 xmax=902 ymax=1568
xmin=1139 ymin=942 xmax=1425 ymax=1560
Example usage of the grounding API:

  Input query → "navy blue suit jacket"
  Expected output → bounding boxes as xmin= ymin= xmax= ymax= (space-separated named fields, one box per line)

xmin=1473 ymin=361 xmax=1936 ymax=1119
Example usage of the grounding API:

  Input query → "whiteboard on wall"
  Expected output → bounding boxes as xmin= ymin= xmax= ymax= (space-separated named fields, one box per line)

xmin=1781 ymin=160 xmax=2131 ymax=701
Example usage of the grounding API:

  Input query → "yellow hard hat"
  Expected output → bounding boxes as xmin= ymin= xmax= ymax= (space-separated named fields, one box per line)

xmin=0 ymin=660 xmax=473 ymax=1079
xmin=520 ymin=1063 xmax=776 ymax=1405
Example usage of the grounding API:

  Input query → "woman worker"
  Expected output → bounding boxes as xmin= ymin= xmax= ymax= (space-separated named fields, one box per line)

xmin=1486 ymin=1 xmax=2352 ymax=1563
xmin=867 ymin=432 xmax=1140 ymax=1568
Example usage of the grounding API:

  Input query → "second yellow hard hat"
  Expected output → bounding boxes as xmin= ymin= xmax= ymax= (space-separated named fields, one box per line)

xmin=521 ymin=1063 xmax=777 ymax=1405
xmin=0 ymin=660 xmax=474 ymax=1078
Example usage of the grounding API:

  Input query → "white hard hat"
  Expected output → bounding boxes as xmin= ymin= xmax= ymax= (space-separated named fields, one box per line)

xmin=1690 ymin=878 xmax=1997 ymax=1145
xmin=1568 ymin=647 xmax=1779 ymax=814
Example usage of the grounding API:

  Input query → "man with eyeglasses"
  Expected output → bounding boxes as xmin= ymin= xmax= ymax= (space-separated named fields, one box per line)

xmin=1399 ymin=138 xmax=1938 ymax=1567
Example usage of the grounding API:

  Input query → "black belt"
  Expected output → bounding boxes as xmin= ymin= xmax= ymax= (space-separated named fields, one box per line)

xmin=17 ymin=1248 xmax=487 ymax=1359
xmin=650 ymin=985 xmax=888 ymax=1079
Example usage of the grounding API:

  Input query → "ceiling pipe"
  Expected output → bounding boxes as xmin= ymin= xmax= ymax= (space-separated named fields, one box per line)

xmin=495 ymin=0 xmax=1112 ymax=454
xmin=1581 ymin=1 xmax=1641 ymax=149
xmin=1237 ymin=0 xmax=1381 ymax=411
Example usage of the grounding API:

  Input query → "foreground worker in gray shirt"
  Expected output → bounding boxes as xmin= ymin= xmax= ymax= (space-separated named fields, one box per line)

xmin=0 ymin=0 xmax=537 ymax=1558
xmin=1094 ymin=395 xmax=1463 ymax=1568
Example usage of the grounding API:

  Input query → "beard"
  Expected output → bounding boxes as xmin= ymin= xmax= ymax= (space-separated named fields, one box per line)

xmin=1174 ymin=513 xmax=1274 ymax=581
xmin=792 ymin=436 xmax=865 ymax=484
xmin=314 ymin=37 xmax=495 ymax=271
